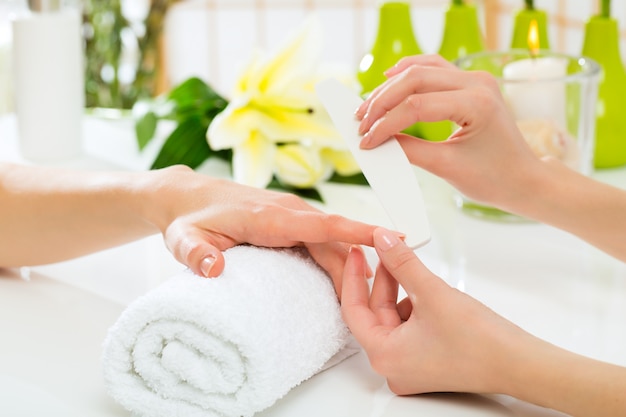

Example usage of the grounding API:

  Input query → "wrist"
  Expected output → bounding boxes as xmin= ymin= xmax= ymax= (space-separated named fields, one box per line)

xmin=136 ymin=165 xmax=220 ymax=234
xmin=492 ymin=156 xmax=572 ymax=221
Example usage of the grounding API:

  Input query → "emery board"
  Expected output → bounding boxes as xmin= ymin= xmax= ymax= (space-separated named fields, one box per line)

xmin=315 ymin=78 xmax=431 ymax=249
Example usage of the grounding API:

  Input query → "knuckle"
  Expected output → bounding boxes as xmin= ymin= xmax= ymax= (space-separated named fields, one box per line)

xmin=274 ymin=192 xmax=305 ymax=209
xmin=472 ymin=71 xmax=501 ymax=98
xmin=369 ymin=95 xmax=393 ymax=116
xmin=385 ymin=248 xmax=417 ymax=273
xmin=404 ymin=94 xmax=422 ymax=113
xmin=468 ymin=76 xmax=501 ymax=112
xmin=403 ymin=65 xmax=424 ymax=87
xmin=324 ymin=213 xmax=344 ymax=227
xmin=249 ymin=202 xmax=275 ymax=218
xmin=164 ymin=164 xmax=193 ymax=175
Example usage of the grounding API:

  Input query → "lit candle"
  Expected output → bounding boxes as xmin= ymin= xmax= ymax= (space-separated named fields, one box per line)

xmin=503 ymin=20 xmax=567 ymax=128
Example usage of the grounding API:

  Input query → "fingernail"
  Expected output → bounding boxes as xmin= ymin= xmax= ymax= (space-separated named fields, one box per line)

xmin=358 ymin=113 xmax=370 ymax=135
xmin=360 ymin=132 xmax=371 ymax=148
xmin=200 ymin=255 xmax=216 ymax=278
xmin=349 ymin=245 xmax=373 ymax=277
xmin=376 ymin=228 xmax=402 ymax=252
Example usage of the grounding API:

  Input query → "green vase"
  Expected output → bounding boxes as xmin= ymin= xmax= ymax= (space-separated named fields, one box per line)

xmin=511 ymin=8 xmax=550 ymax=49
xmin=417 ymin=2 xmax=486 ymax=142
xmin=582 ymin=15 xmax=626 ymax=168
xmin=439 ymin=3 xmax=484 ymax=61
xmin=357 ymin=1 xmax=421 ymax=95
xmin=357 ymin=2 xmax=432 ymax=139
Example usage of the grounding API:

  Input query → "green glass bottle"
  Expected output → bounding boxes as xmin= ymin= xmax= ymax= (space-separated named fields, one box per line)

xmin=582 ymin=1 xmax=626 ymax=168
xmin=357 ymin=1 xmax=421 ymax=96
xmin=439 ymin=0 xmax=484 ymax=61
xmin=420 ymin=0 xmax=486 ymax=142
xmin=511 ymin=0 xmax=550 ymax=49
xmin=358 ymin=1 xmax=431 ymax=138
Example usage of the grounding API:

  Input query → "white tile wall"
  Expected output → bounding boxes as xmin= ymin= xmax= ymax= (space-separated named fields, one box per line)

xmin=1 ymin=0 xmax=626 ymax=109
xmin=490 ymin=0 xmax=626 ymax=56
xmin=164 ymin=0 xmax=452 ymax=95
xmin=164 ymin=0 xmax=626 ymax=96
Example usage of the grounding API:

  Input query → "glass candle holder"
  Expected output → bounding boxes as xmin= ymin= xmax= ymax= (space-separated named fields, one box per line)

xmin=454 ymin=50 xmax=601 ymax=221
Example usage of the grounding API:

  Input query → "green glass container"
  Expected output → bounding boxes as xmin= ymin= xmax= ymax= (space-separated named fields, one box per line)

xmin=511 ymin=7 xmax=550 ymax=49
xmin=439 ymin=3 xmax=484 ymax=61
xmin=357 ymin=1 xmax=422 ymax=96
xmin=418 ymin=1 xmax=487 ymax=142
xmin=357 ymin=2 xmax=433 ymax=139
xmin=582 ymin=15 xmax=626 ymax=168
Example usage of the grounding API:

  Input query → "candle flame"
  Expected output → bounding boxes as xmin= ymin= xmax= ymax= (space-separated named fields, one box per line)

xmin=527 ymin=19 xmax=540 ymax=56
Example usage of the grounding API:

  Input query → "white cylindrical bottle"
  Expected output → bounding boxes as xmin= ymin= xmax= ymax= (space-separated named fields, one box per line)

xmin=12 ymin=0 xmax=84 ymax=162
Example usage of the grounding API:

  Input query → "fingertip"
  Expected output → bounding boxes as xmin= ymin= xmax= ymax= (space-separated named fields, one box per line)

xmin=195 ymin=250 xmax=225 ymax=278
xmin=383 ymin=67 xmax=397 ymax=78
xmin=346 ymin=245 xmax=366 ymax=275
xmin=359 ymin=132 xmax=372 ymax=149
xmin=199 ymin=255 xmax=216 ymax=277
xmin=341 ymin=245 xmax=368 ymax=302
xmin=355 ymin=103 xmax=367 ymax=120
xmin=373 ymin=227 xmax=406 ymax=252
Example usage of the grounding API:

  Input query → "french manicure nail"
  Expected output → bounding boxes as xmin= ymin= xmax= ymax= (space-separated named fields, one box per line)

xmin=376 ymin=228 xmax=402 ymax=252
xmin=200 ymin=255 xmax=216 ymax=278
xmin=360 ymin=132 xmax=371 ymax=148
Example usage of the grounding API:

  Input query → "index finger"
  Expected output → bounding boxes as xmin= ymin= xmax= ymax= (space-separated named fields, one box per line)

xmin=384 ymin=54 xmax=457 ymax=78
xmin=248 ymin=207 xmax=377 ymax=248
xmin=356 ymin=54 xmax=456 ymax=118
xmin=359 ymin=65 xmax=469 ymax=136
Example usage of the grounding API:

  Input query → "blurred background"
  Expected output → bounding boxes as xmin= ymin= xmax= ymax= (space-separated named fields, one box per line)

xmin=1 ymin=0 xmax=626 ymax=110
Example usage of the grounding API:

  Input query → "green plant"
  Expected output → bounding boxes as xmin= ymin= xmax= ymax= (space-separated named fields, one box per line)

xmin=83 ymin=0 xmax=178 ymax=109
xmin=134 ymin=77 xmax=367 ymax=202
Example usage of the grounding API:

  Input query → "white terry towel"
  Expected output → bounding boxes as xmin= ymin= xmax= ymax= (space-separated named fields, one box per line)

xmin=102 ymin=245 xmax=352 ymax=417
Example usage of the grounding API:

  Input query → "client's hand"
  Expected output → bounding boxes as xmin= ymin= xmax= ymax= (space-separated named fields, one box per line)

xmin=149 ymin=166 xmax=377 ymax=292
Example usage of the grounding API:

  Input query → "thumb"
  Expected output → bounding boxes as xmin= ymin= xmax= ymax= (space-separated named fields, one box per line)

xmin=164 ymin=227 xmax=226 ymax=278
xmin=395 ymin=133 xmax=450 ymax=175
xmin=372 ymin=227 xmax=436 ymax=296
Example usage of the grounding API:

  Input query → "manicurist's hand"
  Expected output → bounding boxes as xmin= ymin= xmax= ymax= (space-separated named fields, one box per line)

xmin=354 ymin=54 xmax=626 ymax=263
xmin=355 ymin=54 xmax=543 ymax=210
xmin=340 ymin=227 xmax=520 ymax=395
xmin=341 ymin=227 xmax=626 ymax=417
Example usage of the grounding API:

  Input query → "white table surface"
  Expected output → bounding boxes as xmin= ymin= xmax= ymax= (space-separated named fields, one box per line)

xmin=1 ymin=113 xmax=625 ymax=417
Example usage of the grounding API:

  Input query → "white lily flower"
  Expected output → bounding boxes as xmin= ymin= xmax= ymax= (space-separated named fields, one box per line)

xmin=274 ymin=143 xmax=332 ymax=188
xmin=207 ymin=15 xmax=357 ymax=189
xmin=321 ymin=148 xmax=361 ymax=176
xmin=232 ymin=130 xmax=276 ymax=189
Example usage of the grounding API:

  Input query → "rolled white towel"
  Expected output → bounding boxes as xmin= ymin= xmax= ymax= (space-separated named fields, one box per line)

xmin=102 ymin=245 xmax=351 ymax=417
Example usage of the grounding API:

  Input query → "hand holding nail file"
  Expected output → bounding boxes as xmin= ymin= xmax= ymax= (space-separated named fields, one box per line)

xmin=315 ymin=78 xmax=430 ymax=249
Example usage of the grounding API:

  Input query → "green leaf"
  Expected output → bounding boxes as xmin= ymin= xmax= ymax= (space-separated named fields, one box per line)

xmin=327 ymin=171 xmax=369 ymax=186
xmin=135 ymin=110 xmax=158 ymax=150
xmin=151 ymin=116 xmax=211 ymax=170
xmin=167 ymin=77 xmax=228 ymax=123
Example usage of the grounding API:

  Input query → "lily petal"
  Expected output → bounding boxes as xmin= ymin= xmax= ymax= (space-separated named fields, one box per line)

xmin=275 ymin=144 xmax=331 ymax=188
xmin=232 ymin=131 xmax=276 ymax=188
xmin=256 ymin=16 xmax=322 ymax=97
xmin=321 ymin=148 xmax=361 ymax=176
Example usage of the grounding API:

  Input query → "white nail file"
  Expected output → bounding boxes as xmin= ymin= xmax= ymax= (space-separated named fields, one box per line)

xmin=316 ymin=78 xmax=431 ymax=249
